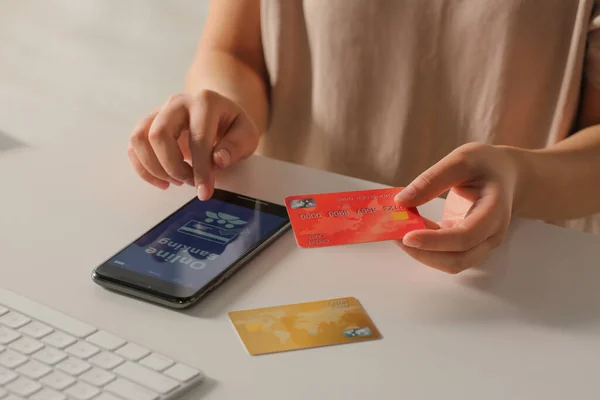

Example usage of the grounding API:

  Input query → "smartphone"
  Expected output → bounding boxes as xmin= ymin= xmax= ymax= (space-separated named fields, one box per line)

xmin=92 ymin=189 xmax=290 ymax=309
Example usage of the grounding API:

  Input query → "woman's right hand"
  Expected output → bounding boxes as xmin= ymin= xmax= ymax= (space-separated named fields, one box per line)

xmin=128 ymin=90 xmax=261 ymax=200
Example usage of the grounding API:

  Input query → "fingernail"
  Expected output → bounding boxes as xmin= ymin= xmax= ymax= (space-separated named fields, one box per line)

xmin=197 ymin=184 xmax=210 ymax=201
xmin=171 ymin=179 xmax=184 ymax=187
xmin=395 ymin=186 xmax=416 ymax=203
xmin=215 ymin=149 xmax=231 ymax=168
xmin=402 ymin=236 xmax=421 ymax=248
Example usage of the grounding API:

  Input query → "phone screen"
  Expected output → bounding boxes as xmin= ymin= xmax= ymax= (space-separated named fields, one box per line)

xmin=95 ymin=190 xmax=290 ymax=301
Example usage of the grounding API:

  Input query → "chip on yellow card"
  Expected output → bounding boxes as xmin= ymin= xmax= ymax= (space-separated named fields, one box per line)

xmin=228 ymin=297 xmax=381 ymax=355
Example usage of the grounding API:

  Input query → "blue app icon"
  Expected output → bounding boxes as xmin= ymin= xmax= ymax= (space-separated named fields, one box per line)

xmin=177 ymin=211 xmax=248 ymax=245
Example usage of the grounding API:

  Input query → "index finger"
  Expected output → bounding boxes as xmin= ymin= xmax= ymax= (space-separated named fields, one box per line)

xmin=188 ymin=92 xmax=222 ymax=200
xmin=395 ymin=148 xmax=479 ymax=207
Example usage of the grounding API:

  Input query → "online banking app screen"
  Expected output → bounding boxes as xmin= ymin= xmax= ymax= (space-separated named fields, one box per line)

xmin=108 ymin=197 xmax=288 ymax=289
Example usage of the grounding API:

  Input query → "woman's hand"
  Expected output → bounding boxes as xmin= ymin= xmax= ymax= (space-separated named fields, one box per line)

xmin=127 ymin=90 xmax=261 ymax=200
xmin=395 ymin=143 xmax=522 ymax=274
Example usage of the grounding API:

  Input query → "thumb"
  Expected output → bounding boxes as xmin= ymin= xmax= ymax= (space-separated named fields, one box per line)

xmin=212 ymin=118 xmax=260 ymax=169
xmin=395 ymin=153 xmax=474 ymax=207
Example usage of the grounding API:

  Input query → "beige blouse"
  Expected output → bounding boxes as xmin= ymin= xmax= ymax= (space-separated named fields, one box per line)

xmin=258 ymin=0 xmax=600 ymax=234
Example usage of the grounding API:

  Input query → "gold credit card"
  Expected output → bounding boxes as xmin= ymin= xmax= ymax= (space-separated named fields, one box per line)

xmin=229 ymin=297 xmax=382 ymax=355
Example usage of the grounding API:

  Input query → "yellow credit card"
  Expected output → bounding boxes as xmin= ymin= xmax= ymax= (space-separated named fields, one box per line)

xmin=228 ymin=297 xmax=381 ymax=355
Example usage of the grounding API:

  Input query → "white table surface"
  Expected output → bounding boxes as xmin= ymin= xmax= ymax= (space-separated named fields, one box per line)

xmin=2 ymin=139 xmax=600 ymax=399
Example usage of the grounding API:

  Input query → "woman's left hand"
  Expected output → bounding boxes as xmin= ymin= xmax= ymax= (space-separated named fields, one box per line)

xmin=394 ymin=143 xmax=522 ymax=274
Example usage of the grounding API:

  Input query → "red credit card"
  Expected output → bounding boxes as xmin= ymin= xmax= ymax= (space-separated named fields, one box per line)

xmin=284 ymin=188 xmax=425 ymax=248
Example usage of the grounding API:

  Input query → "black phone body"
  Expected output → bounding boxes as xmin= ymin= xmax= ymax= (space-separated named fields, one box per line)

xmin=92 ymin=189 xmax=290 ymax=309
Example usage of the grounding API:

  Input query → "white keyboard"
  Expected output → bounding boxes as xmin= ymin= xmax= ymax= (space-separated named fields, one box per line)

xmin=0 ymin=288 xmax=203 ymax=400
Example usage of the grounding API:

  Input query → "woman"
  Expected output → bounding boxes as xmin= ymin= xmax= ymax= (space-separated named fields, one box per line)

xmin=127 ymin=0 xmax=600 ymax=274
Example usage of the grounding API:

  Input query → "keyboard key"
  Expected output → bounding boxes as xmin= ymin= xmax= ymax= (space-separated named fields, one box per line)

xmin=56 ymin=357 xmax=91 ymax=376
xmin=139 ymin=353 xmax=173 ymax=371
xmin=0 ymin=349 xmax=27 ymax=368
xmin=164 ymin=363 xmax=201 ymax=382
xmin=32 ymin=347 xmax=67 ymax=365
xmin=114 ymin=362 xmax=179 ymax=394
xmin=65 ymin=341 xmax=100 ymax=359
xmin=0 ymin=365 xmax=18 ymax=385
xmin=0 ymin=327 xmax=21 ymax=344
xmin=105 ymin=378 xmax=159 ymax=400
xmin=5 ymin=376 xmax=42 ymax=396
xmin=0 ymin=306 xmax=8 ymax=316
xmin=16 ymin=360 xmax=51 ymax=379
xmin=89 ymin=351 xmax=124 ymax=370
xmin=8 ymin=337 xmax=44 ymax=355
xmin=65 ymin=382 xmax=100 ymax=400
xmin=30 ymin=388 xmax=66 ymax=400
xmin=42 ymin=332 xmax=76 ymax=349
xmin=80 ymin=367 xmax=115 ymax=387
xmin=40 ymin=371 xmax=76 ymax=390
xmin=116 ymin=343 xmax=150 ymax=361
xmin=0 ymin=312 xmax=30 ymax=329
xmin=86 ymin=331 xmax=126 ymax=351
xmin=18 ymin=321 xmax=53 ymax=339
